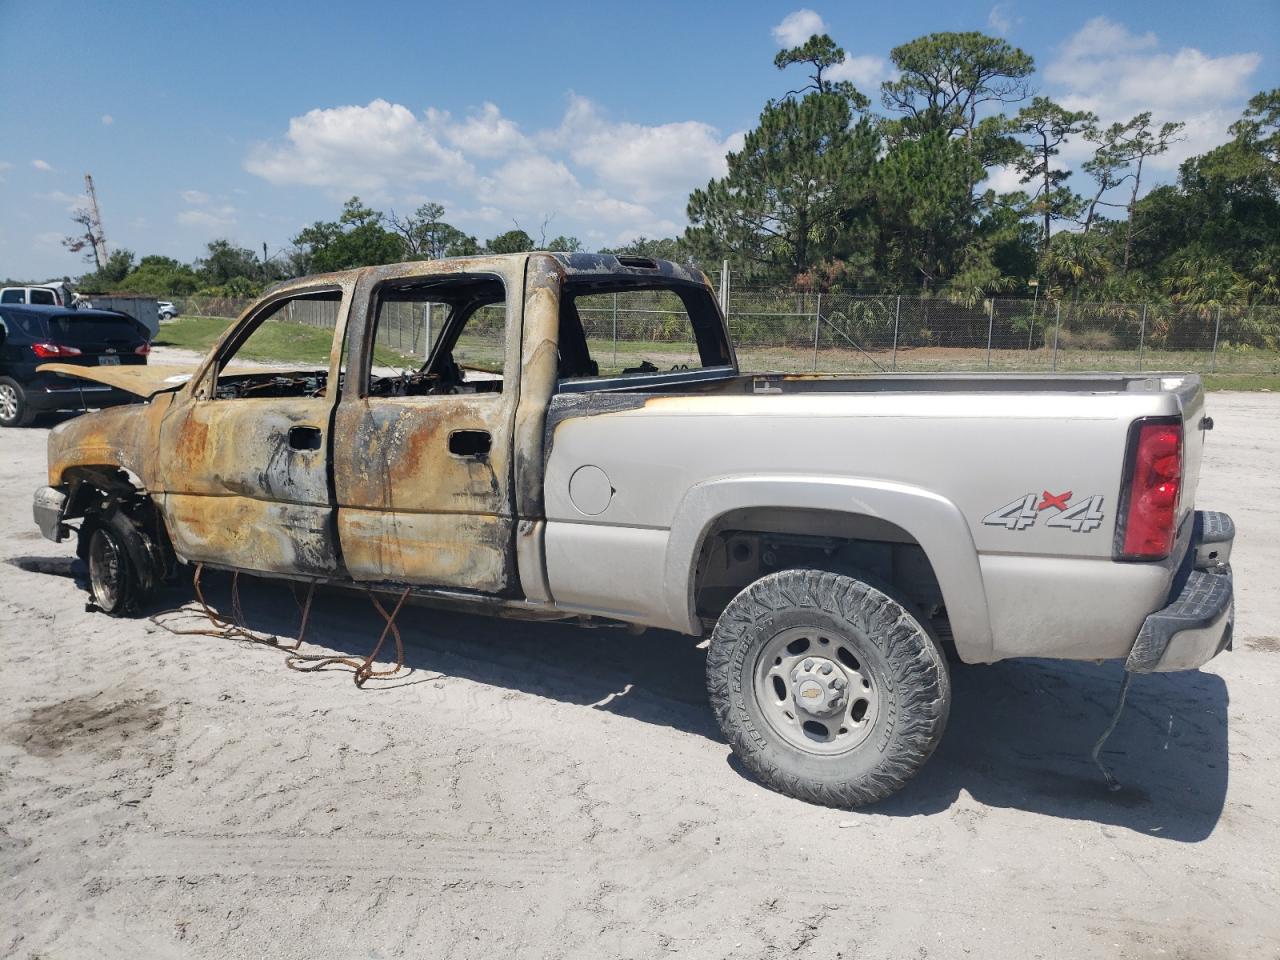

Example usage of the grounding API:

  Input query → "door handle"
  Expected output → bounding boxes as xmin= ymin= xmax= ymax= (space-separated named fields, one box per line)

xmin=288 ymin=425 xmax=323 ymax=451
xmin=448 ymin=429 xmax=491 ymax=459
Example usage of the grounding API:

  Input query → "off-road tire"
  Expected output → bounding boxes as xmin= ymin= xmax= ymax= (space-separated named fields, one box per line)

xmin=0 ymin=376 xmax=34 ymax=427
xmin=82 ymin=511 xmax=156 ymax=616
xmin=706 ymin=568 xmax=951 ymax=808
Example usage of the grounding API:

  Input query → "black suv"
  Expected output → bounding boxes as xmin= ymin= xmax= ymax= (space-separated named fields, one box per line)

xmin=0 ymin=304 xmax=150 ymax=427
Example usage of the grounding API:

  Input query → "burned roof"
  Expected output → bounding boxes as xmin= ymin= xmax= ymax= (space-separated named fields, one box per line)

xmin=260 ymin=252 xmax=709 ymax=301
xmin=549 ymin=252 xmax=706 ymax=286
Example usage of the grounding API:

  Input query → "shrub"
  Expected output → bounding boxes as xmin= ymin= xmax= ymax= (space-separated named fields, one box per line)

xmin=1057 ymin=328 xmax=1117 ymax=351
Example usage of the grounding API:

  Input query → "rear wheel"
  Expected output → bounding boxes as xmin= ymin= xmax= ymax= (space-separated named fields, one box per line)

xmin=706 ymin=569 xmax=951 ymax=808
xmin=0 ymin=377 xmax=34 ymax=427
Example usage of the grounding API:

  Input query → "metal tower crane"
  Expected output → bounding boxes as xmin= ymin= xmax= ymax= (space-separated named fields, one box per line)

xmin=83 ymin=173 xmax=109 ymax=266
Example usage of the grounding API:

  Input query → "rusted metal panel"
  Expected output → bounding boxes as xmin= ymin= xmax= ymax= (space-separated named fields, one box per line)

xmin=335 ymin=396 xmax=510 ymax=509
xmin=337 ymin=508 xmax=512 ymax=588
xmin=512 ymin=255 xmax=562 ymax=521
xmin=331 ymin=257 xmax=529 ymax=595
xmin=159 ymin=398 xmax=332 ymax=505
xmin=515 ymin=518 xmax=551 ymax=603
xmin=550 ymin=252 xmax=711 ymax=288
xmin=35 ymin=363 xmax=197 ymax=398
xmin=164 ymin=493 xmax=337 ymax=577
xmin=151 ymin=278 xmax=356 ymax=576
xmin=46 ymin=391 xmax=173 ymax=489
xmin=157 ymin=393 xmax=340 ymax=575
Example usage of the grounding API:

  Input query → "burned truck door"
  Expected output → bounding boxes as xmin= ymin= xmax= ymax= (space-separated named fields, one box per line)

xmin=331 ymin=259 xmax=525 ymax=594
xmin=157 ymin=284 xmax=352 ymax=578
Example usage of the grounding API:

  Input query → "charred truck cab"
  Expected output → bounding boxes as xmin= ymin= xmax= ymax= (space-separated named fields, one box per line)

xmin=32 ymin=253 xmax=1235 ymax=808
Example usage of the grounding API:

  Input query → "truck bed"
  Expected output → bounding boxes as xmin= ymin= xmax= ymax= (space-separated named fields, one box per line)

xmin=563 ymin=368 xmax=1204 ymax=397
xmin=542 ymin=369 xmax=1209 ymax=662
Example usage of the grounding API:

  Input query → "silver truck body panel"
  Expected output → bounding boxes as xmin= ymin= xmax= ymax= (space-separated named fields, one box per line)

xmin=542 ymin=380 xmax=1211 ymax=662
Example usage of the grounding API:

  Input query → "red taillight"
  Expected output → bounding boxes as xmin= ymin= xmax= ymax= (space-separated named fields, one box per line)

xmin=135 ymin=343 xmax=151 ymax=356
xmin=31 ymin=342 xmax=82 ymax=358
xmin=1117 ymin=419 xmax=1183 ymax=560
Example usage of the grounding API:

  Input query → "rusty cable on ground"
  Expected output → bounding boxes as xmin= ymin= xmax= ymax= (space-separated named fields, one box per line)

xmin=148 ymin=563 xmax=411 ymax=687
xmin=1090 ymin=671 xmax=1133 ymax=792
xmin=285 ymin=586 xmax=411 ymax=686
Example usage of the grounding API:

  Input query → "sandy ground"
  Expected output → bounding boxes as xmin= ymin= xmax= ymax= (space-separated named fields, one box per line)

xmin=2 ymin=391 xmax=1278 ymax=960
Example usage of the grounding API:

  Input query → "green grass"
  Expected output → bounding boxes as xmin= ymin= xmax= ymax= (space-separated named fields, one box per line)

xmin=156 ymin=315 xmax=415 ymax=369
xmin=153 ymin=315 xmax=238 ymax=354
xmin=1202 ymin=373 xmax=1280 ymax=391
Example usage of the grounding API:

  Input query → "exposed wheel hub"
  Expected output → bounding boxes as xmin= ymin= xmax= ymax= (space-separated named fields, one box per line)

xmin=753 ymin=625 xmax=880 ymax=755
xmin=790 ymin=657 xmax=847 ymax=717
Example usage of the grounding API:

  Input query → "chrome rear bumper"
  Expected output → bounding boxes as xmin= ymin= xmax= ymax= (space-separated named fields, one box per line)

xmin=1126 ymin=511 xmax=1234 ymax=673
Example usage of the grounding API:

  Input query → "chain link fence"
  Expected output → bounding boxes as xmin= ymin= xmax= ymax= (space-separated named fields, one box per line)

xmin=166 ymin=291 xmax=1280 ymax=378
xmin=723 ymin=291 xmax=1279 ymax=376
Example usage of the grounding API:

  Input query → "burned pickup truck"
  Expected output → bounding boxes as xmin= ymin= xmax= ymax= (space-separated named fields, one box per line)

xmin=31 ymin=253 xmax=1235 ymax=806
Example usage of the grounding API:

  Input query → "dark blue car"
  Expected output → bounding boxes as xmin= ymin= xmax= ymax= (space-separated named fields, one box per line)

xmin=0 ymin=304 xmax=150 ymax=427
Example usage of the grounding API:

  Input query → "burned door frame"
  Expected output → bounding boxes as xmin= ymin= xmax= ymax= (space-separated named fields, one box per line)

xmin=331 ymin=256 xmax=534 ymax=595
xmin=156 ymin=278 xmax=355 ymax=578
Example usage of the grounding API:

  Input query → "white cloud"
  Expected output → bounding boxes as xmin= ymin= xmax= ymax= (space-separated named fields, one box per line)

xmin=770 ymin=10 xmax=891 ymax=93
xmin=478 ymin=154 xmax=580 ymax=210
xmin=177 ymin=206 xmax=237 ymax=229
xmin=31 ymin=159 xmax=53 ymax=171
xmin=245 ymin=98 xmax=473 ymax=192
xmin=555 ymin=95 xmax=739 ymax=204
xmin=40 ymin=190 xmax=88 ymax=211
xmin=0 ymin=160 xmax=11 ymax=182
xmin=245 ymin=95 xmax=741 ymax=245
xmin=444 ymin=204 xmax=505 ymax=225
xmin=428 ymin=102 xmax=530 ymax=158
xmin=772 ymin=9 xmax=826 ymax=48
xmin=984 ymin=165 xmax=1026 ymax=194
xmin=474 ymin=152 xmax=657 ymax=230
xmin=101 ymin=114 xmax=114 ymax=126
xmin=1058 ymin=16 xmax=1155 ymax=62
xmin=176 ymin=190 xmax=239 ymax=231
xmin=827 ymin=54 xmax=892 ymax=89
xmin=987 ymin=4 xmax=1015 ymax=36
xmin=1049 ymin=23 xmax=1259 ymax=114
xmin=1047 ymin=17 xmax=1261 ymax=174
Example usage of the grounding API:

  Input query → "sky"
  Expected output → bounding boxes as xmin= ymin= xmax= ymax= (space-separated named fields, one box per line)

xmin=1 ymin=0 xmax=1277 ymax=281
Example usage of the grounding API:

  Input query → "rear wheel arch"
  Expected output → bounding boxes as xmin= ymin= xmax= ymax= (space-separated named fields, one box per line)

xmin=664 ymin=476 xmax=994 ymax=662
xmin=692 ymin=506 xmax=942 ymax=612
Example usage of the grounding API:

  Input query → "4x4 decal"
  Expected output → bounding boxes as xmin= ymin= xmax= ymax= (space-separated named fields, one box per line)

xmin=983 ymin=491 xmax=1105 ymax=532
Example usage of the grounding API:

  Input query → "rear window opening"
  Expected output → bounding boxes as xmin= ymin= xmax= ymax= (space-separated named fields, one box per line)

xmin=44 ymin=314 xmax=147 ymax=345
xmin=555 ymin=278 xmax=732 ymax=391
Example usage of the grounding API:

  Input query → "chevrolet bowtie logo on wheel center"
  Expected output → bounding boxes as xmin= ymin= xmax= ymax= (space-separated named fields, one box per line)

xmin=791 ymin=657 xmax=848 ymax=717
